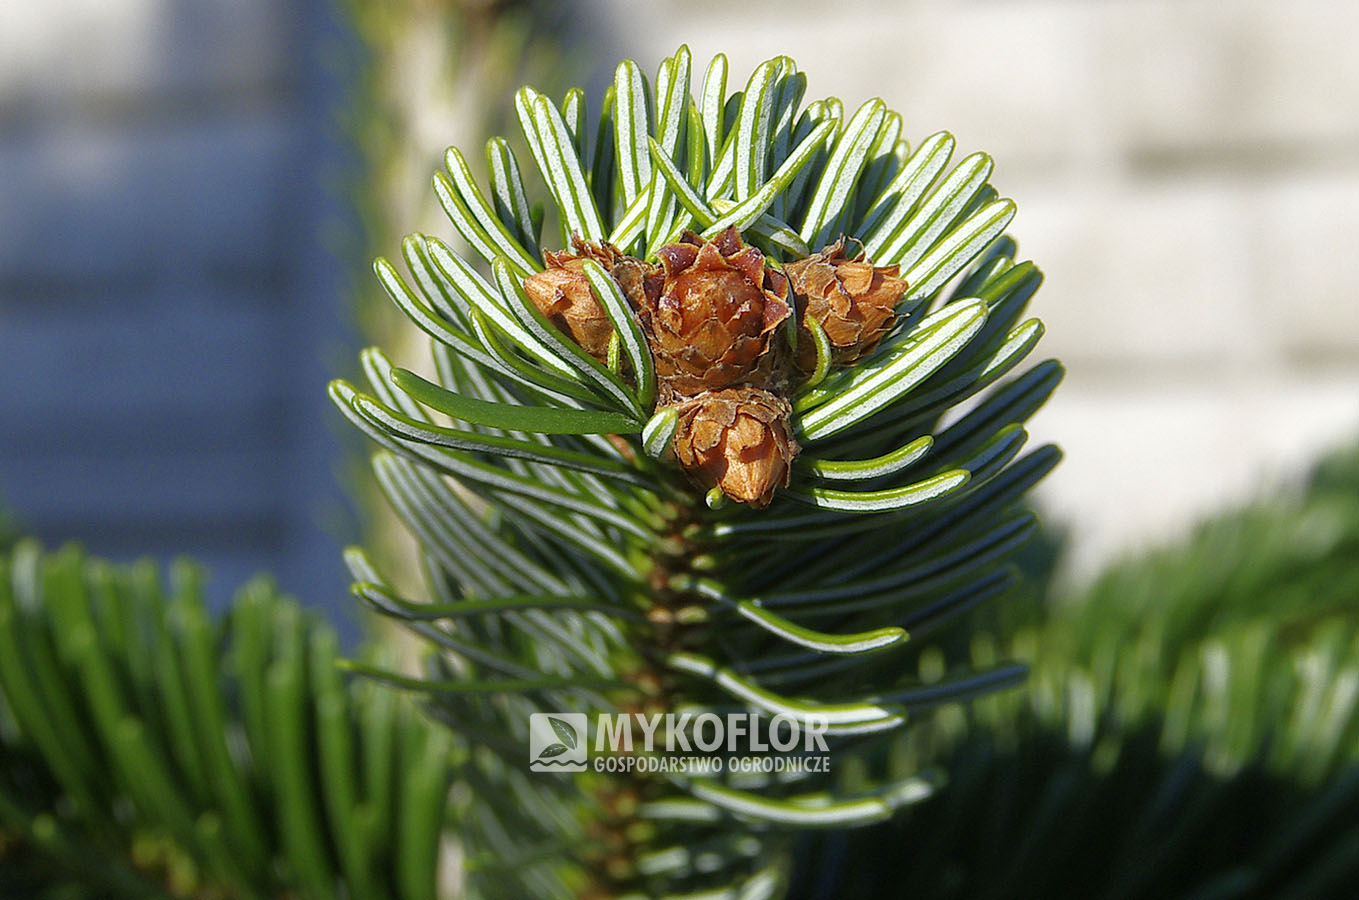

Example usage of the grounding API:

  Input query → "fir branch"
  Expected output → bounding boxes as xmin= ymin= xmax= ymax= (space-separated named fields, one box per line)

xmin=340 ymin=47 xmax=1061 ymax=899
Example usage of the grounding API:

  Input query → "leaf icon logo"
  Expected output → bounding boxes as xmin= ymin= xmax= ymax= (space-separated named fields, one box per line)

xmin=528 ymin=712 xmax=587 ymax=771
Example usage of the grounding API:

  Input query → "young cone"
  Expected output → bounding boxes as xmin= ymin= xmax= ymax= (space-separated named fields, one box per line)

xmin=523 ymin=239 xmax=655 ymax=362
xmin=639 ymin=227 xmax=792 ymax=400
xmin=671 ymin=386 xmax=798 ymax=507
xmin=788 ymin=238 xmax=907 ymax=368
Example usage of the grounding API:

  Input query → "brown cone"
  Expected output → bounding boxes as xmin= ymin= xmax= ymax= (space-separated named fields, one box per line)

xmin=523 ymin=239 xmax=658 ymax=363
xmin=671 ymin=386 xmax=798 ymax=508
xmin=787 ymin=238 xmax=906 ymax=370
xmin=639 ymin=227 xmax=792 ymax=399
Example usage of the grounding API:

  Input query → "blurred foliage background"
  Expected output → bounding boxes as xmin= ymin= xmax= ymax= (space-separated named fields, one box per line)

xmin=0 ymin=543 xmax=452 ymax=900
xmin=790 ymin=439 xmax=1359 ymax=899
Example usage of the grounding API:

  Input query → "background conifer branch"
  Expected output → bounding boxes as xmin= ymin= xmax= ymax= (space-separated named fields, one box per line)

xmin=0 ymin=542 xmax=451 ymax=900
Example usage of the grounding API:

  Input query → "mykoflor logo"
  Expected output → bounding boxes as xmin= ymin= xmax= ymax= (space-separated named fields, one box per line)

xmin=527 ymin=712 xmax=830 ymax=775
xmin=529 ymin=713 xmax=588 ymax=772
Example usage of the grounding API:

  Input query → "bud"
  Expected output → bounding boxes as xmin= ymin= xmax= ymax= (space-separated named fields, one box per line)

xmin=523 ymin=239 xmax=650 ymax=362
xmin=671 ymin=387 xmax=798 ymax=508
xmin=787 ymin=239 xmax=906 ymax=369
xmin=640 ymin=227 xmax=792 ymax=398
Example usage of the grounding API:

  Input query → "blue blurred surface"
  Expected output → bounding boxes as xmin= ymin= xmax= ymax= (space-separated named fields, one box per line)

xmin=0 ymin=0 xmax=359 ymax=636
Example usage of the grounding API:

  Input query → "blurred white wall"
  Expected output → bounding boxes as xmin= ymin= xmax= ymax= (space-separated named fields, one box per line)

xmin=0 ymin=0 xmax=353 ymax=621
xmin=584 ymin=0 xmax=1359 ymax=579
